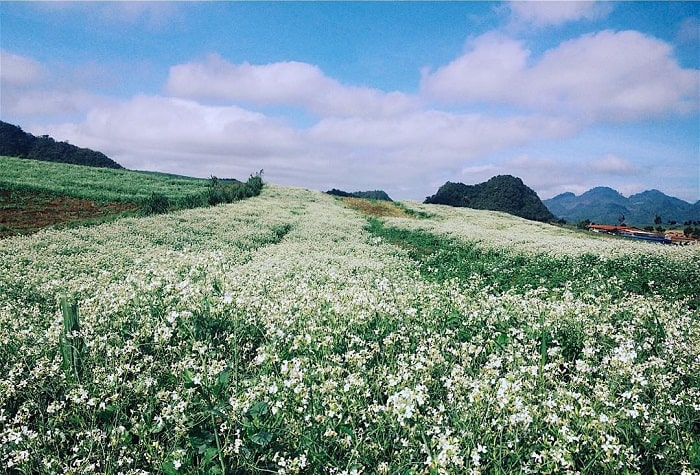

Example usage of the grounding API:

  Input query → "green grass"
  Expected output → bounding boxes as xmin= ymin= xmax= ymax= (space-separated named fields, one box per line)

xmin=0 ymin=156 xmax=265 ymax=230
xmin=365 ymin=217 xmax=700 ymax=308
xmin=0 ymin=155 xmax=210 ymax=205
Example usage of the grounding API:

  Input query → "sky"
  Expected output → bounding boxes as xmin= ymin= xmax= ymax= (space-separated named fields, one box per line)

xmin=1 ymin=1 xmax=699 ymax=203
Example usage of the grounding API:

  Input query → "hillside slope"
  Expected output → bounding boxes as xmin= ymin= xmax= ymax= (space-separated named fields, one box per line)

xmin=425 ymin=175 xmax=555 ymax=222
xmin=1 ymin=185 xmax=697 ymax=474
xmin=0 ymin=155 xmax=207 ymax=203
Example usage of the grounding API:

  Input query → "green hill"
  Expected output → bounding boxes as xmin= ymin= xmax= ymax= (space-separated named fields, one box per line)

xmin=0 ymin=155 xmax=208 ymax=204
xmin=0 ymin=120 xmax=123 ymax=169
xmin=0 ymin=156 xmax=264 ymax=236
xmin=424 ymin=175 xmax=555 ymax=222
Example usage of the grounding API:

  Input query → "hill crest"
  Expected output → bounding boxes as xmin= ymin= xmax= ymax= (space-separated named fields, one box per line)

xmin=0 ymin=120 xmax=122 ymax=169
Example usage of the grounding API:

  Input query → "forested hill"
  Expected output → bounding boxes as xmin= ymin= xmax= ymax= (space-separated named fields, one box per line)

xmin=425 ymin=175 xmax=556 ymax=222
xmin=0 ymin=121 xmax=123 ymax=169
xmin=326 ymin=189 xmax=393 ymax=201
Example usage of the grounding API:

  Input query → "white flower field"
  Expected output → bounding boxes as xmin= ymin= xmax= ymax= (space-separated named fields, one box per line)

xmin=1 ymin=185 xmax=698 ymax=474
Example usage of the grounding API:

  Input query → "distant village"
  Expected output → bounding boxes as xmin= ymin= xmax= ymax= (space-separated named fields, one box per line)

xmin=587 ymin=224 xmax=699 ymax=245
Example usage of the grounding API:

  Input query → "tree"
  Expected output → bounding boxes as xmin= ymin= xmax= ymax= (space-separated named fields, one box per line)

xmin=654 ymin=215 xmax=662 ymax=225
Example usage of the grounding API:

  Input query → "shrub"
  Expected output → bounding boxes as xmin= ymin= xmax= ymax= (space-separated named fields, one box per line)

xmin=178 ymin=192 xmax=208 ymax=210
xmin=208 ymin=171 xmax=264 ymax=206
xmin=141 ymin=192 xmax=170 ymax=215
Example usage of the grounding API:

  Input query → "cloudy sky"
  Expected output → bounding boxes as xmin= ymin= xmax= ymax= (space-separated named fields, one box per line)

xmin=1 ymin=1 xmax=698 ymax=202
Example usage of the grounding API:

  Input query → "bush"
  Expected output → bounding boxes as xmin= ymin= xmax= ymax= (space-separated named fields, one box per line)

xmin=178 ymin=192 xmax=208 ymax=210
xmin=140 ymin=192 xmax=170 ymax=215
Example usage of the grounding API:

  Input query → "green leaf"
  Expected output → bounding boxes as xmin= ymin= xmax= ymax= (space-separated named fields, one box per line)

xmin=203 ymin=446 xmax=219 ymax=464
xmin=162 ymin=461 xmax=178 ymax=475
xmin=213 ymin=368 xmax=230 ymax=396
xmin=690 ymin=440 xmax=700 ymax=469
xmin=496 ymin=333 xmax=508 ymax=347
xmin=183 ymin=369 xmax=196 ymax=389
xmin=247 ymin=401 xmax=269 ymax=419
xmin=190 ymin=433 xmax=214 ymax=453
xmin=209 ymin=407 xmax=227 ymax=419
xmin=250 ymin=430 xmax=272 ymax=447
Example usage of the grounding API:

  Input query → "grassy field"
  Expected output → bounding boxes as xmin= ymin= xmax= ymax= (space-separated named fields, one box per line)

xmin=0 ymin=157 xmax=263 ymax=236
xmin=0 ymin=184 xmax=698 ymax=474
xmin=0 ymin=156 xmax=210 ymax=204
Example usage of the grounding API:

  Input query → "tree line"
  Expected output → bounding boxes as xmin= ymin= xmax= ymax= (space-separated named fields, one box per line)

xmin=0 ymin=121 xmax=123 ymax=169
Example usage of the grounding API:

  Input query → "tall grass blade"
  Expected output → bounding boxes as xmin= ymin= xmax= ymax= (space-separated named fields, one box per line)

xmin=59 ymin=296 xmax=84 ymax=384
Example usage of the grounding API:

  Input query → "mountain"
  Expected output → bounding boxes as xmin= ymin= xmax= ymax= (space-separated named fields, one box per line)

xmin=424 ymin=175 xmax=555 ymax=222
xmin=326 ymin=189 xmax=393 ymax=201
xmin=544 ymin=187 xmax=700 ymax=225
xmin=0 ymin=121 xmax=123 ymax=169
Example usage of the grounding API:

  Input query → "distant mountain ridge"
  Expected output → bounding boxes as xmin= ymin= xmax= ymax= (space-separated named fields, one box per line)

xmin=424 ymin=175 xmax=555 ymax=222
xmin=544 ymin=187 xmax=700 ymax=225
xmin=326 ymin=189 xmax=393 ymax=201
xmin=0 ymin=121 xmax=122 ymax=169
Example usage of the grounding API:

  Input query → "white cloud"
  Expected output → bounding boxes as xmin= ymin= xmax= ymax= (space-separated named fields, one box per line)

xmin=165 ymin=54 xmax=418 ymax=117
xmin=309 ymin=111 xmax=576 ymax=162
xmin=421 ymin=30 xmax=699 ymax=121
xmin=3 ymin=89 xmax=106 ymax=119
xmin=0 ymin=50 xmax=110 ymax=121
xmin=40 ymin=95 xmax=314 ymax=181
xmin=0 ymin=50 xmax=44 ymax=87
xmin=532 ymin=30 xmax=698 ymax=119
xmin=45 ymin=95 xmax=302 ymax=158
xmin=508 ymin=1 xmax=612 ymax=28
xmin=585 ymin=154 xmax=638 ymax=175
xmin=8 ymin=19 xmax=697 ymax=203
xmin=102 ymin=2 xmax=182 ymax=29
xmin=39 ymin=93 xmax=583 ymax=200
xmin=420 ymin=33 xmax=529 ymax=104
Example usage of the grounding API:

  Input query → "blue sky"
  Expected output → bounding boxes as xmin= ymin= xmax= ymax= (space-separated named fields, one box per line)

xmin=1 ymin=1 xmax=698 ymax=203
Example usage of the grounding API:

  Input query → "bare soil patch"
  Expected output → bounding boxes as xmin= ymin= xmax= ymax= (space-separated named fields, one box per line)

xmin=340 ymin=196 xmax=413 ymax=218
xmin=0 ymin=189 xmax=138 ymax=238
